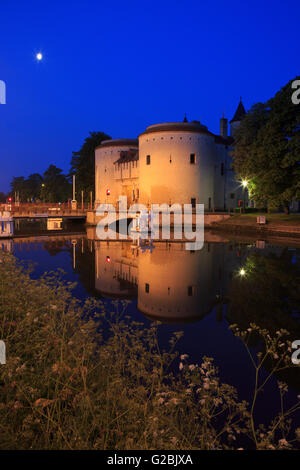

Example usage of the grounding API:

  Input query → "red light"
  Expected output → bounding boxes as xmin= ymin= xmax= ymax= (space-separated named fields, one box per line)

xmin=106 ymin=256 xmax=111 ymax=263
xmin=8 ymin=197 xmax=12 ymax=202
xmin=106 ymin=189 xmax=110 ymax=196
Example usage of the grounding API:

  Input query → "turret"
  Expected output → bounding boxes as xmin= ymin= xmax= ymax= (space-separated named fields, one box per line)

xmin=220 ymin=113 xmax=228 ymax=138
xmin=230 ymin=99 xmax=246 ymax=137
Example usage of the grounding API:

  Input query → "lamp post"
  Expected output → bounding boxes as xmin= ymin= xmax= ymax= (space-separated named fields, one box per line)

xmin=71 ymin=175 xmax=77 ymax=210
xmin=241 ymin=179 xmax=248 ymax=212
xmin=41 ymin=184 xmax=45 ymax=203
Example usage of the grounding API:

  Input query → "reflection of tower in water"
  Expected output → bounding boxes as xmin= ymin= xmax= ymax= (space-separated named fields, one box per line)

xmin=94 ymin=240 xmax=241 ymax=323
xmin=94 ymin=241 xmax=138 ymax=298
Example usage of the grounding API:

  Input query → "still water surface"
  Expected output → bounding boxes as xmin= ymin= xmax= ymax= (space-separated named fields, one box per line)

xmin=1 ymin=221 xmax=300 ymax=428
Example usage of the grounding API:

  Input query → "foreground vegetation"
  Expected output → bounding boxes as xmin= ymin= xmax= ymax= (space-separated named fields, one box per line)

xmin=0 ymin=252 xmax=299 ymax=450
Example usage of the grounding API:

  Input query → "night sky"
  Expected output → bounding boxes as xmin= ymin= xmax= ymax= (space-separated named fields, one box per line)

xmin=0 ymin=0 xmax=299 ymax=192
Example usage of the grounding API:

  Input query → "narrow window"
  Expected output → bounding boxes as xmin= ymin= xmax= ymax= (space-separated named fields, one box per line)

xmin=221 ymin=163 xmax=224 ymax=175
xmin=145 ymin=283 xmax=150 ymax=293
xmin=187 ymin=286 xmax=194 ymax=296
xmin=168 ymin=287 xmax=171 ymax=295
xmin=146 ymin=155 xmax=151 ymax=165
xmin=191 ymin=198 xmax=196 ymax=209
xmin=190 ymin=153 xmax=195 ymax=164
xmin=230 ymin=193 xmax=235 ymax=199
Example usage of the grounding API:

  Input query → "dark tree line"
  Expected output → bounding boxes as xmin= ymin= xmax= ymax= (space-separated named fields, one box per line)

xmin=0 ymin=192 xmax=7 ymax=203
xmin=10 ymin=166 xmax=70 ymax=203
xmin=9 ymin=131 xmax=110 ymax=203
xmin=70 ymin=131 xmax=111 ymax=198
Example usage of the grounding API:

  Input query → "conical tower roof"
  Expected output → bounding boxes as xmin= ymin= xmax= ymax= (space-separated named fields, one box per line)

xmin=230 ymin=99 xmax=246 ymax=123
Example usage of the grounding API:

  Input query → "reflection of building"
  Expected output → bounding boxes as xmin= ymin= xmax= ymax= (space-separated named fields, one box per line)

xmin=0 ymin=239 xmax=13 ymax=252
xmin=47 ymin=218 xmax=63 ymax=231
xmin=94 ymin=238 xmax=241 ymax=323
xmin=95 ymin=103 xmax=246 ymax=212
xmin=0 ymin=212 xmax=14 ymax=238
xmin=95 ymin=241 xmax=138 ymax=298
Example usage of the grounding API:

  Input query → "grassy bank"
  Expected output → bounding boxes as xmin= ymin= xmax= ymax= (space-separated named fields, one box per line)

xmin=232 ymin=213 xmax=300 ymax=224
xmin=212 ymin=213 xmax=300 ymax=238
xmin=0 ymin=252 xmax=299 ymax=450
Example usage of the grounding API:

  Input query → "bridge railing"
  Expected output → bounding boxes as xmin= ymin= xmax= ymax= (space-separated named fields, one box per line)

xmin=0 ymin=202 xmax=90 ymax=215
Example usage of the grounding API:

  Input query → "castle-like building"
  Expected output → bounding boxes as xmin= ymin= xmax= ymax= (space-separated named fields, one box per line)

xmin=95 ymin=101 xmax=246 ymax=211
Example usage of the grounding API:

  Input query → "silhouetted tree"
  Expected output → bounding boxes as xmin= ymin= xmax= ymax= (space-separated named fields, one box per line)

xmin=41 ymin=165 xmax=70 ymax=202
xmin=70 ymin=131 xmax=111 ymax=198
xmin=10 ymin=174 xmax=43 ymax=202
xmin=0 ymin=192 xmax=7 ymax=202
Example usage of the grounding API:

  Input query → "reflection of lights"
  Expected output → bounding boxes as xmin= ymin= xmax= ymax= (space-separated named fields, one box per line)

xmin=241 ymin=179 xmax=248 ymax=188
xmin=239 ymin=268 xmax=246 ymax=277
xmin=106 ymin=189 xmax=110 ymax=196
xmin=106 ymin=256 xmax=111 ymax=263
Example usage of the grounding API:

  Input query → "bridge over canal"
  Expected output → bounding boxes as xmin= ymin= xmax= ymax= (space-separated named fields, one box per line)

xmin=0 ymin=203 xmax=88 ymax=220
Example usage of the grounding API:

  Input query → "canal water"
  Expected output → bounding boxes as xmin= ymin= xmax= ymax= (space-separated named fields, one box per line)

xmin=1 ymin=220 xmax=300 ymax=431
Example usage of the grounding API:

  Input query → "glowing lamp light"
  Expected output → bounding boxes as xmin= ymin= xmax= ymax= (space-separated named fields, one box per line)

xmin=241 ymin=179 xmax=248 ymax=188
xmin=36 ymin=52 xmax=43 ymax=61
xmin=106 ymin=256 xmax=111 ymax=263
xmin=239 ymin=268 xmax=246 ymax=277
xmin=106 ymin=189 xmax=110 ymax=196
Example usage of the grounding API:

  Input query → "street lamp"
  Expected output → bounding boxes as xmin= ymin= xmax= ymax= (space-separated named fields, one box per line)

xmin=241 ymin=179 xmax=248 ymax=211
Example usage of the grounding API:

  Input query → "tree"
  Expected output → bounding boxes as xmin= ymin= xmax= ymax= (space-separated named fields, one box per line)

xmin=10 ymin=176 xmax=27 ymax=201
xmin=233 ymin=77 xmax=300 ymax=213
xmin=41 ymin=165 xmax=70 ymax=202
xmin=10 ymin=174 xmax=43 ymax=202
xmin=26 ymin=173 xmax=43 ymax=200
xmin=0 ymin=192 xmax=7 ymax=203
xmin=70 ymin=131 xmax=111 ymax=198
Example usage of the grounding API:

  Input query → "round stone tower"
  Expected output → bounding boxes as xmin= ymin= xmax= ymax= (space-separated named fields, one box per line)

xmin=138 ymin=122 xmax=216 ymax=210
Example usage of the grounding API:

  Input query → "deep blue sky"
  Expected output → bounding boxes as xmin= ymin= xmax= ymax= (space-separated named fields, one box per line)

xmin=0 ymin=0 xmax=299 ymax=193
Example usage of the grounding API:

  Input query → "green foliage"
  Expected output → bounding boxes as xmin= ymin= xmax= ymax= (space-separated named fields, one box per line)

xmin=10 ymin=167 xmax=71 ymax=203
xmin=230 ymin=323 xmax=300 ymax=449
xmin=227 ymin=250 xmax=300 ymax=335
xmin=70 ymin=131 xmax=111 ymax=198
xmin=233 ymin=77 xmax=300 ymax=212
xmin=41 ymin=165 xmax=71 ymax=202
xmin=10 ymin=174 xmax=43 ymax=202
